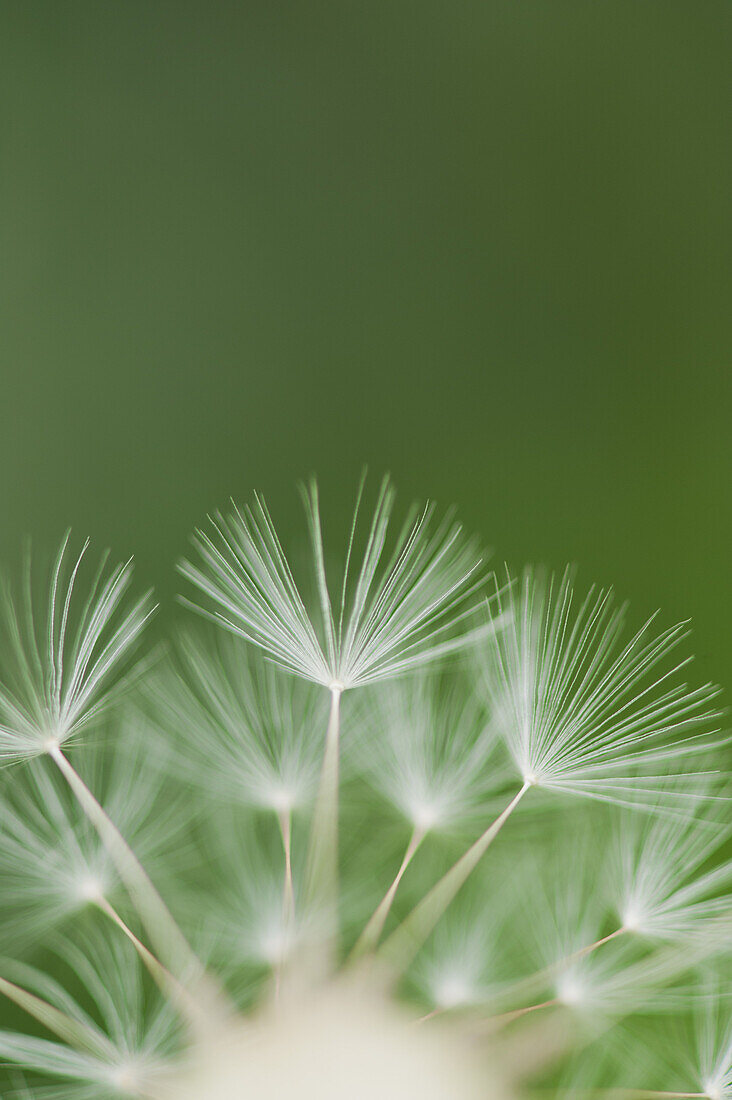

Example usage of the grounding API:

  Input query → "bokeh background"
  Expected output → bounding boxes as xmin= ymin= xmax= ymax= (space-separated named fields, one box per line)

xmin=1 ymin=2 xmax=730 ymax=684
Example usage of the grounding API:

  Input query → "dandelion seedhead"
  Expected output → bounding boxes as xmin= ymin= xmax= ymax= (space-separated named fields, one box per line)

xmin=0 ymin=479 xmax=728 ymax=1100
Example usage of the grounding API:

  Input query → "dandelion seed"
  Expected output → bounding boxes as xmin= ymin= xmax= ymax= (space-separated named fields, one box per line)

xmin=472 ymin=822 xmax=728 ymax=1029
xmin=0 ymin=537 xmax=214 ymax=1005
xmin=0 ymin=735 xmax=183 ymax=949
xmin=376 ymin=780 xmax=530 ymax=974
xmin=696 ymin=990 xmax=732 ymax=1100
xmin=0 ymin=769 xmax=113 ymax=941
xmin=354 ymin=673 xmax=505 ymax=835
xmin=199 ymin=827 xmax=328 ymax=998
xmin=0 ymin=935 xmax=180 ymax=1095
xmin=180 ymin=475 xmax=494 ymax=950
xmin=0 ymin=535 xmax=154 ymax=762
xmin=179 ymin=474 xmax=490 ymax=691
xmin=411 ymin=878 xmax=524 ymax=1015
xmin=372 ymin=566 xmax=726 ymax=975
xmin=479 ymin=568 xmax=725 ymax=807
xmin=349 ymin=674 xmax=507 ymax=955
xmin=153 ymin=630 xmax=324 ymax=816
xmin=610 ymin=795 xmax=732 ymax=941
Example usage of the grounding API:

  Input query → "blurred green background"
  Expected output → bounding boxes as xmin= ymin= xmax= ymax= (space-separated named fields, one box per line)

xmin=1 ymin=2 xmax=730 ymax=682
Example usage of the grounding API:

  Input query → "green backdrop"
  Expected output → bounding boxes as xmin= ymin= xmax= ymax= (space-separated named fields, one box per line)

xmin=1 ymin=2 xmax=730 ymax=685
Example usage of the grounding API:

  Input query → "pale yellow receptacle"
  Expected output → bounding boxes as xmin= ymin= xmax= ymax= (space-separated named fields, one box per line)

xmin=146 ymin=977 xmax=514 ymax=1100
